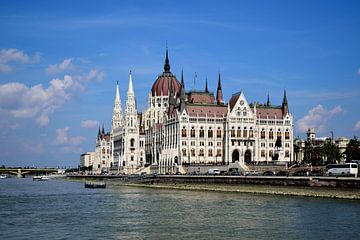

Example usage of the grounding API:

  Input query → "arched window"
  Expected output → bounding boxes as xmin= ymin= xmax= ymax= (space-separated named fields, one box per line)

xmin=217 ymin=128 xmax=222 ymax=138
xmin=208 ymin=127 xmax=213 ymax=138
xmin=191 ymin=127 xmax=195 ymax=138
xmin=261 ymin=150 xmax=265 ymax=157
xmin=130 ymin=138 xmax=135 ymax=147
xmin=269 ymin=150 xmax=273 ymax=157
xmin=182 ymin=127 xmax=187 ymax=137
xmin=285 ymin=129 xmax=290 ymax=140
xmin=243 ymin=127 xmax=248 ymax=138
xmin=261 ymin=129 xmax=265 ymax=139
xmin=182 ymin=149 xmax=187 ymax=156
xmin=102 ymin=148 xmax=105 ymax=154
xmin=237 ymin=127 xmax=241 ymax=137
xmin=249 ymin=127 xmax=254 ymax=138
xmin=231 ymin=127 xmax=235 ymax=137
xmin=208 ymin=149 xmax=213 ymax=157
xmin=269 ymin=129 xmax=274 ymax=139
xmin=199 ymin=149 xmax=204 ymax=157
xmin=191 ymin=149 xmax=195 ymax=157
xmin=277 ymin=129 xmax=282 ymax=138
xmin=285 ymin=150 xmax=290 ymax=158
xmin=199 ymin=127 xmax=204 ymax=138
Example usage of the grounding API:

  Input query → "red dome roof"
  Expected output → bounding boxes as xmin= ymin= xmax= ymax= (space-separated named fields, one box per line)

xmin=151 ymin=73 xmax=180 ymax=97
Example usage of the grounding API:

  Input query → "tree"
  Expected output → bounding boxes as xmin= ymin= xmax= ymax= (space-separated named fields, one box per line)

xmin=321 ymin=139 xmax=341 ymax=164
xmin=345 ymin=137 xmax=360 ymax=162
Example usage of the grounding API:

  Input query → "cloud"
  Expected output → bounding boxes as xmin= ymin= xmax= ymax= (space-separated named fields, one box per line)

xmin=0 ymin=48 xmax=40 ymax=72
xmin=56 ymin=127 xmax=69 ymax=145
xmin=0 ymin=65 xmax=105 ymax=126
xmin=355 ymin=121 xmax=360 ymax=131
xmin=296 ymin=105 xmax=343 ymax=133
xmin=81 ymin=120 xmax=99 ymax=128
xmin=56 ymin=127 xmax=85 ymax=146
xmin=358 ymin=68 xmax=360 ymax=76
xmin=46 ymin=58 xmax=75 ymax=74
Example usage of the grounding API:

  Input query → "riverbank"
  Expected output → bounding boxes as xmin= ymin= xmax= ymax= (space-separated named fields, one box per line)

xmin=112 ymin=182 xmax=360 ymax=200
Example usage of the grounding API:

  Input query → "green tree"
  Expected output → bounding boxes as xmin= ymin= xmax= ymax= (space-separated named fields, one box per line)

xmin=322 ymin=139 xmax=341 ymax=164
xmin=345 ymin=137 xmax=360 ymax=162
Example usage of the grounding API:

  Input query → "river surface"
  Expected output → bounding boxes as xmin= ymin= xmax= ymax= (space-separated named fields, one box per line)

xmin=1 ymin=177 xmax=360 ymax=240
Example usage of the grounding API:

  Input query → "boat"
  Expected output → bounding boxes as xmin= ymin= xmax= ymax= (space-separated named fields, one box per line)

xmin=33 ymin=175 xmax=49 ymax=181
xmin=0 ymin=174 xmax=10 ymax=179
xmin=84 ymin=182 xmax=106 ymax=188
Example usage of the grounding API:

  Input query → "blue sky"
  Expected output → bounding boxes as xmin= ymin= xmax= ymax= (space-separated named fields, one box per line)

xmin=0 ymin=0 xmax=359 ymax=167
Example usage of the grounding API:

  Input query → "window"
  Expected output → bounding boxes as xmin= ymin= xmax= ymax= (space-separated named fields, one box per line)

xmin=285 ymin=150 xmax=290 ymax=158
xmin=277 ymin=129 xmax=282 ymax=138
xmin=199 ymin=149 xmax=204 ymax=157
xmin=191 ymin=127 xmax=195 ymax=138
xmin=199 ymin=127 xmax=205 ymax=138
xmin=131 ymin=156 xmax=134 ymax=161
xmin=217 ymin=142 xmax=222 ymax=146
xmin=182 ymin=127 xmax=187 ymax=137
xmin=243 ymin=127 xmax=247 ymax=138
xmin=102 ymin=148 xmax=105 ymax=154
xmin=191 ymin=141 xmax=195 ymax=146
xmin=208 ymin=149 xmax=213 ymax=157
xmin=130 ymin=138 xmax=135 ymax=147
xmin=237 ymin=128 xmax=241 ymax=137
xmin=208 ymin=142 xmax=213 ymax=146
xmin=231 ymin=127 xmax=235 ymax=137
xmin=285 ymin=143 xmax=290 ymax=148
xmin=261 ymin=150 xmax=265 ymax=157
xmin=261 ymin=142 xmax=265 ymax=147
xmin=249 ymin=128 xmax=254 ymax=138
xmin=191 ymin=149 xmax=195 ymax=157
xmin=269 ymin=150 xmax=273 ymax=157
xmin=200 ymin=141 xmax=205 ymax=146
xmin=269 ymin=143 xmax=274 ymax=147
xmin=269 ymin=129 xmax=274 ymax=139
xmin=182 ymin=141 xmax=187 ymax=146
xmin=285 ymin=130 xmax=290 ymax=140
xmin=208 ymin=128 xmax=213 ymax=138
xmin=217 ymin=128 xmax=222 ymax=138
xmin=182 ymin=149 xmax=187 ymax=156
xmin=216 ymin=149 xmax=222 ymax=157
xmin=261 ymin=129 xmax=265 ymax=139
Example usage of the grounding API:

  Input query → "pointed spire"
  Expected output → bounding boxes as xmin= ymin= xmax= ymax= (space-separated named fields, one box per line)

xmin=216 ymin=72 xmax=223 ymax=104
xmin=282 ymin=90 xmax=288 ymax=105
xmin=97 ymin=126 xmax=101 ymax=140
xmin=128 ymin=70 xmax=134 ymax=94
xmin=115 ymin=80 xmax=120 ymax=102
xmin=205 ymin=77 xmax=209 ymax=93
xmin=181 ymin=69 xmax=184 ymax=86
xmin=102 ymin=124 xmax=105 ymax=135
xmin=112 ymin=80 xmax=123 ymax=130
xmin=164 ymin=47 xmax=171 ymax=73
xmin=282 ymin=89 xmax=289 ymax=115
xmin=266 ymin=94 xmax=270 ymax=107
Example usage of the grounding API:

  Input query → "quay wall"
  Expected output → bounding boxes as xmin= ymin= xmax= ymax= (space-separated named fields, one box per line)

xmin=156 ymin=176 xmax=360 ymax=189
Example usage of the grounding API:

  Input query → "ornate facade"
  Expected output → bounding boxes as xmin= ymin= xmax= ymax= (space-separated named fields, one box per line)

xmin=90 ymin=48 xmax=294 ymax=174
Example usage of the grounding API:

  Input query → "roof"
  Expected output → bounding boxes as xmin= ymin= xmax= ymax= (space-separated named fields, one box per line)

xmin=187 ymin=91 xmax=215 ymax=104
xmin=229 ymin=93 xmax=241 ymax=111
xmin=185 ymin=104 xmax=227 ymax=117
xmin=256 ymin=106 xmax=284 ymax=119
xmin=151 ymin=72 xmax=180 ymax=97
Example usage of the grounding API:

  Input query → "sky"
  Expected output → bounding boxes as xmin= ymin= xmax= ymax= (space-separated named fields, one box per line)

xmin=0 ymin=0 xmax=359 ymax=167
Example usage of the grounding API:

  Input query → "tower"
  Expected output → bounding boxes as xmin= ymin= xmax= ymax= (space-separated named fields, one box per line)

xmin=124 ymin=71 xmax=139 ymax=171
xmin=112 ymin=81 xmax=123 ymax=130
xmin=282 ymin=90 xmax=288 ymax=115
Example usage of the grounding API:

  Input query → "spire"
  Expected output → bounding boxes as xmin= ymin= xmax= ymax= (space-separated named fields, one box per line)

xmin=205 ymin=77 xmax=209 ymax=93
xmin=102 ymin=124 xmax=105 ymax=135
xmin=112 ymin=80 xmax=123 ymax=130
xmin=266 ymin=94 xmax=270 ymax=107
xmin=282 ymin=90 xmax=288 ymax=106
xmin=216 ymin=72 xmax=223 ymax=104
xmin=282 ymin=89 xmax=289 ymax=115
xmin=181 ymin=69 xmax=184 ymax=86
xmin=164 ymin=47 xmax=171 ymax=73
xmin=128 ymin=70 xmax=134 ymax=94
xmin=97 ymin=126 xmax=101 ymax=140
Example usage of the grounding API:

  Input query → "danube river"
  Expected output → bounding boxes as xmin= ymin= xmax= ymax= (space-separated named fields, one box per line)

xmin=1 ymin=178 xmax=360 ymax=239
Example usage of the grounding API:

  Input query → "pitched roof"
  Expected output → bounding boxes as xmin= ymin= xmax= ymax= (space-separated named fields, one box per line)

xmin=229 ymin=92 xmax=241 ymax=111
xmin=185 ymin=104 xmax=227 ymax=117
xmin=256 ymin=106 xmax=284 ymax=119
xmin=187 ymin=91 xmax=215 ymax=104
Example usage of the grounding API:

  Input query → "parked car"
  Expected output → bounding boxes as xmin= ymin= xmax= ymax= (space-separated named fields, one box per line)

xmin=263 ymin=171 xmax=275 ymax=176
xmin=245 ymin=170 xmax=260 ymax=176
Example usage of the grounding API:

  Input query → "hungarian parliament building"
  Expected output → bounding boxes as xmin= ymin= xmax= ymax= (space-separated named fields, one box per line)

xmin=81 ymin=49 xmax=293 ymax=174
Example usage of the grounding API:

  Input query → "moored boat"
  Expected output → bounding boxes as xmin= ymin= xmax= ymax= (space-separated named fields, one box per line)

xmin=84 ymin=182 xmax=106 ymax=188
xmin=33 ymin=175 xmax=49 ymax=181
xmin=0 ymin=174 xmax=10 ymax=179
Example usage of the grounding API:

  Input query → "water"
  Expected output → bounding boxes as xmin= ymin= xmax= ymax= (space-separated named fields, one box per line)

xmin=1 ymin=178 xmax=360 ymax=240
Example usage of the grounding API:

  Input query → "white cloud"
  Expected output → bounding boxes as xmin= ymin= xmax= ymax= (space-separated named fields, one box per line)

xmin=46 ymin=58 xmax=75 ymax=74
xmin=355 ymin=121 xmax=360 ymax=131
xmin=296 ymin=104 xmax=343 ymax=133
xmin=84 ymin=69 xmax=105 ymax=82
xmin=0 ymin=75 xmax=79 ymax=126
xmin=56 ymin=127 xmax=69 ymax=145
xmin=81 ymin=120 xmax=99 ymax=128
xmin=0 ymin=48 xmax=40 ymax=72
xmin=56 ymin=127 xmax=85 ymax=146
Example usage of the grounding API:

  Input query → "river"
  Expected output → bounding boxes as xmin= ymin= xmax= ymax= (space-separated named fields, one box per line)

xmin=1 ymin=177 xmax=360 ymax=239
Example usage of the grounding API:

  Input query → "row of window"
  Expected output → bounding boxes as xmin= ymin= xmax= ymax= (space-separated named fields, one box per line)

xmin=182 ymin=148 xmax=222 ymax=157
xmin=182 ymin=127 xmax=223 ymax=138
xmin=182 ymin=141 xmax=222 ymax=147
xmin=260 ymin=130 xmax=290 ymax=140
xmin=260 ymin=142 xmax=291 ymax=148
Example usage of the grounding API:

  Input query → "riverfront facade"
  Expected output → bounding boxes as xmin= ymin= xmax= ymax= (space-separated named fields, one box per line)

xmin=89 ymin=49 xmax=294 ymax=174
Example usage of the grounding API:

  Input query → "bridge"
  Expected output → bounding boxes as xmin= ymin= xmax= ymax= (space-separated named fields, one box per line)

xmin=0 ymin=168 xmax=63 ymax=177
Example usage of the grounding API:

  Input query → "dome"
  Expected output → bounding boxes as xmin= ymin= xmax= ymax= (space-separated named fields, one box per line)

xmin=151 ymin=73 xmax=180 ymax=97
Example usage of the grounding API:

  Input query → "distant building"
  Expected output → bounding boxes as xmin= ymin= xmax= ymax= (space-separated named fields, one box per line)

xmin=80 ymin=152 xmax=96 ymax=168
